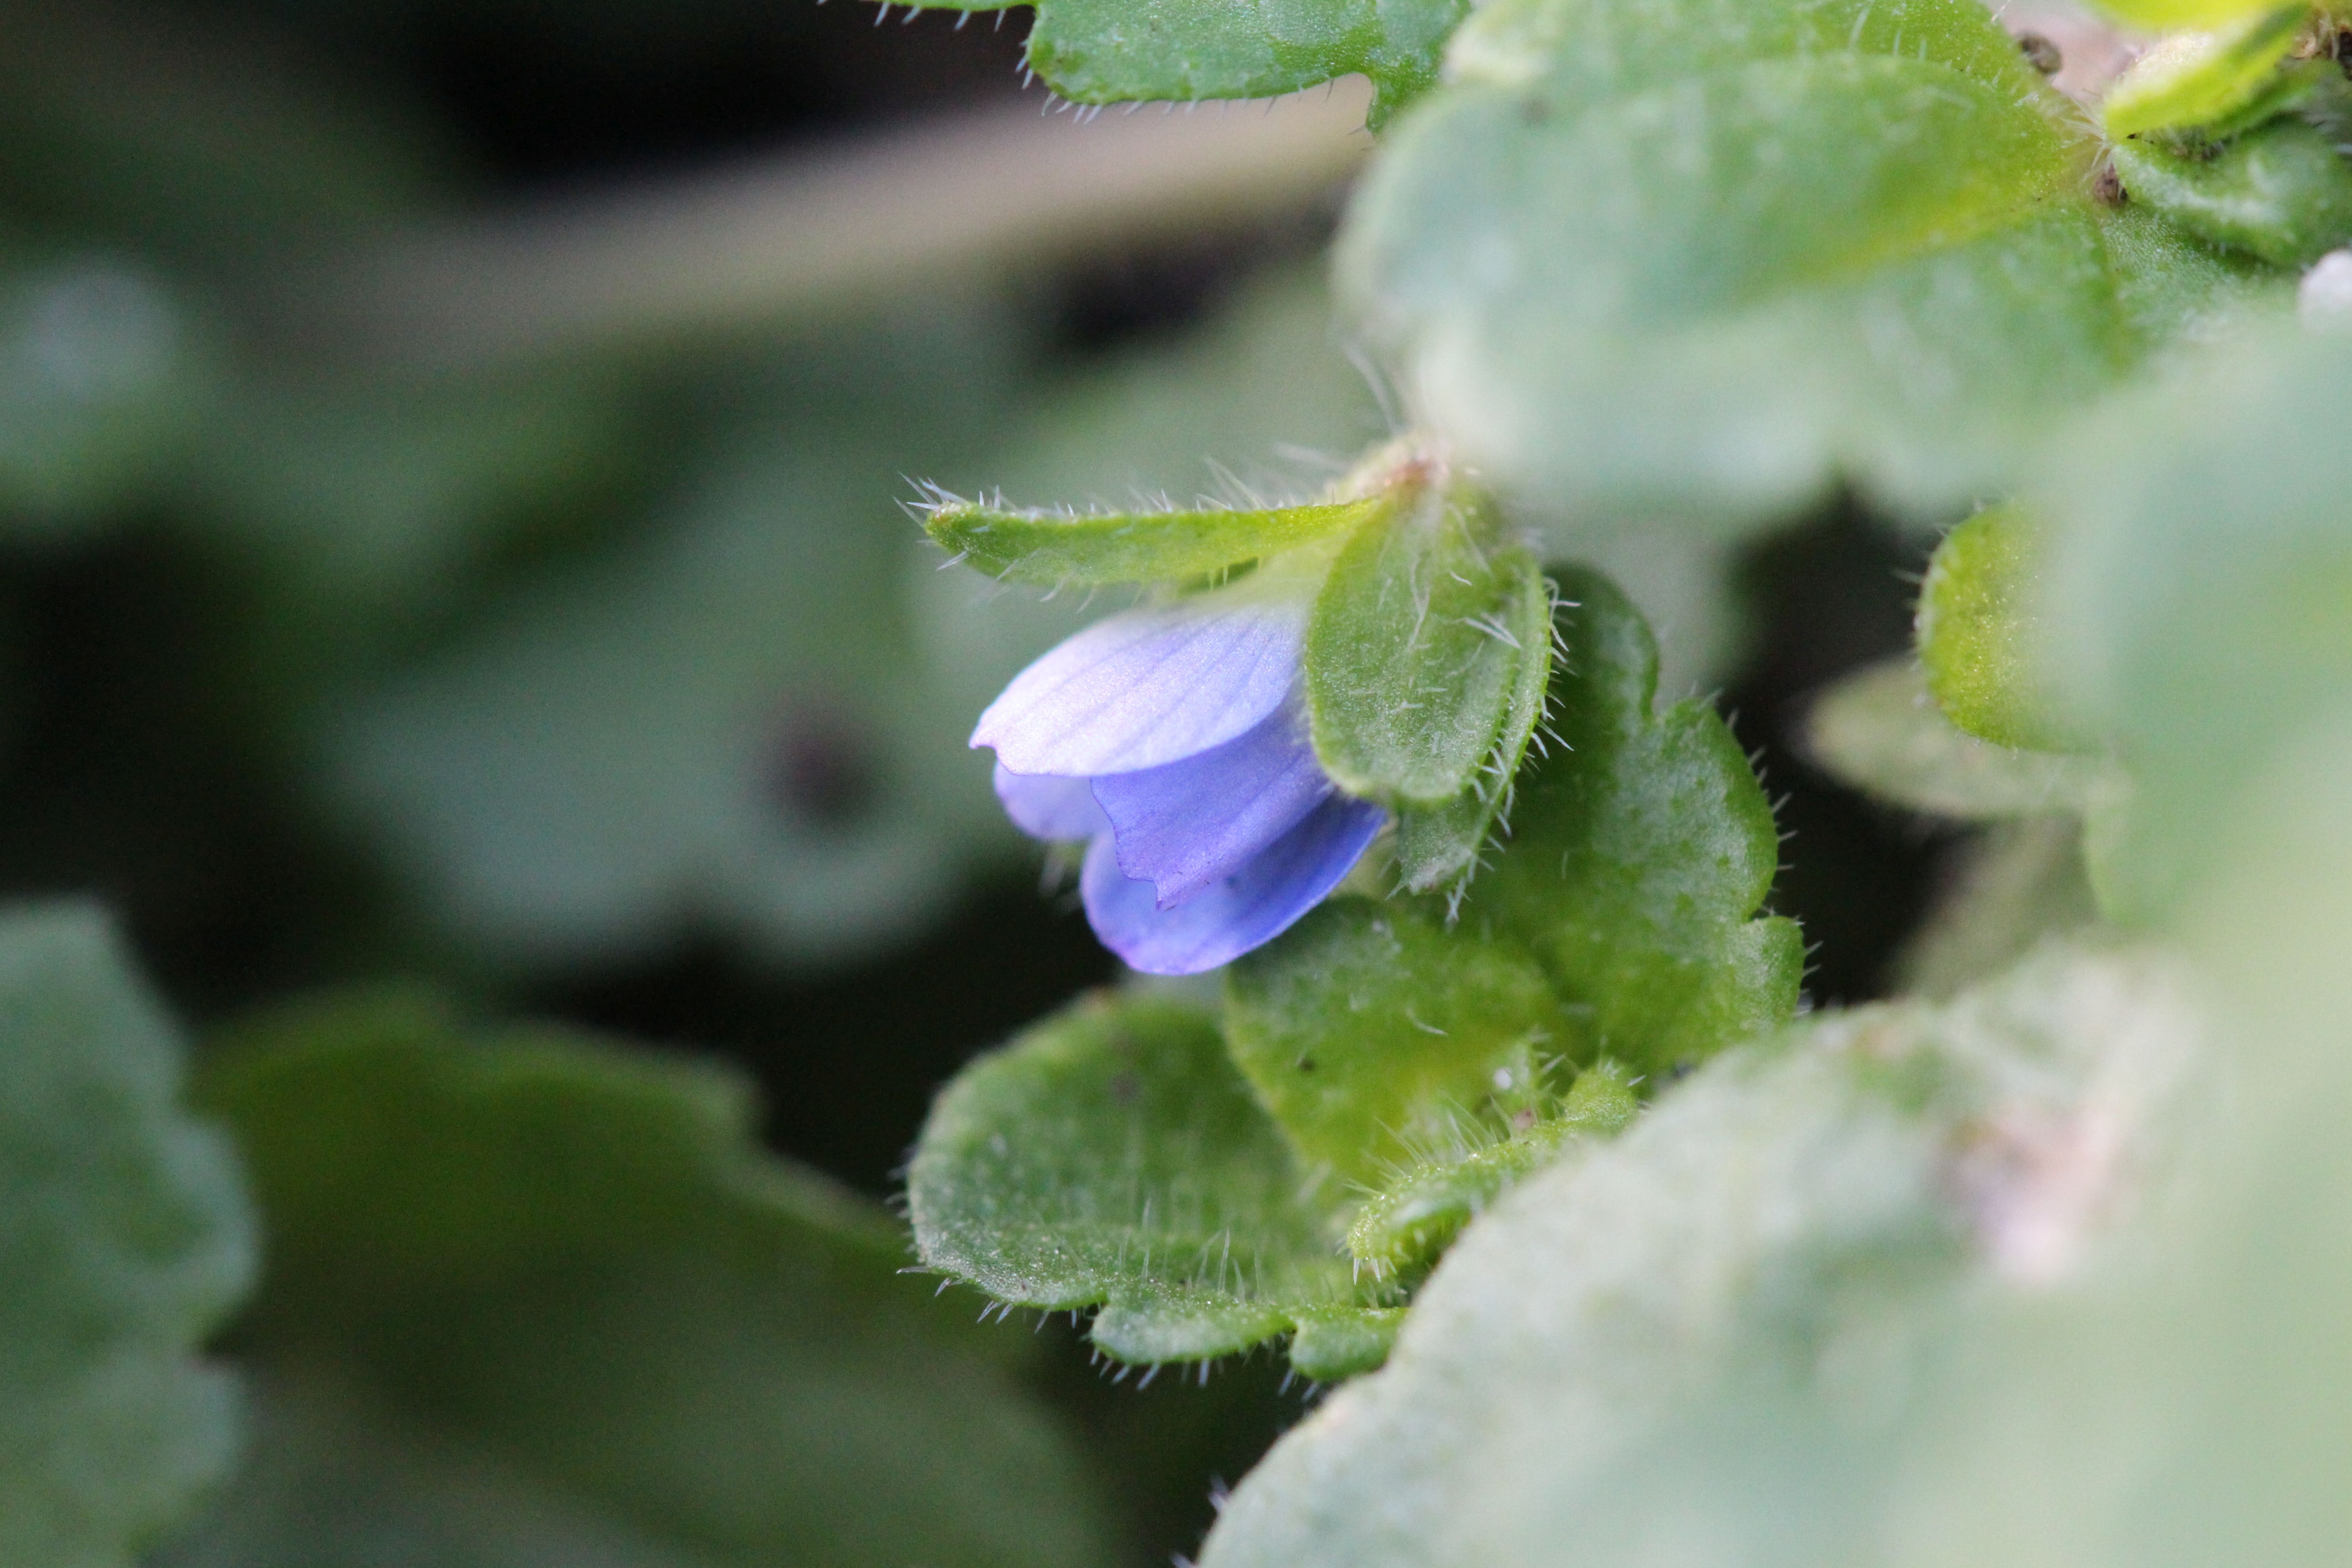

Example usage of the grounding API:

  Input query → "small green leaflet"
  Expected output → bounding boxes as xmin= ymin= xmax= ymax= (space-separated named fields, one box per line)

xmin=1805 ymin=661 xmax=2107 ymax=819
xmin=2112 ymin=119 xmax=2352 ymax=268
xmin=178 ymin=992 xmax=1111 ymax=1568
xmin=916 ymin=490 xmax=1385 ymax=586
xmin=1338 ymin=0 xmax=2154 ymax=533
xmin=890 ymin=0 xmax=1470 ymax=126
xmin=1306 ymin=475 xmax=1551 ymax=807
xmin=0 ymin=904 xmax=254 ymax=1568
xmin=1916 ymin=505 xmax=2089 ymax=754
xmin=906 ymin=992 xmax=1398 ymax=1380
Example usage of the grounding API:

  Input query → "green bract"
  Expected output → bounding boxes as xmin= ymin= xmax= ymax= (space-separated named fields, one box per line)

xmin=1200 ymin=944 xmax=2200 ymax=1568
xmin=1339 ymin=0 xmax=2177 ymax=533
xmin=1305 ymin=467 xmax=1551 ymax=808
xmin=917 ymin=493 xmax=1384 ymax=586
xmin=174 ymin=994 xmax=1110 ymax=1568
xmin=1916 ymin=505 xmax=2088 ymax=754
xmin=892 ymin=0 xmax=1467 ymax=124
xmin=0 ymin=905 xmax=254 ymax=1568
xmin=2112 ymin=118 xmax=2352 ymax=267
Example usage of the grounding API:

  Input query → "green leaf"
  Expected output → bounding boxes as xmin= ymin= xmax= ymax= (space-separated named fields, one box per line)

xmin=1339 ymin=0 xmax=2143 ymax=533
xmin=1893 ymin=817 xmax=2103 ymax=998
xmin=897 ymin=0 xmax=1467 ymax=125
xmin=2112 ymin=117 xmax=2352 ymax=268
xmin=1463 ymin=565 xmax=1803 ymax=1076
xmin=1200 ymin=944 xmax=2201 ymax=1568
xmin=2100 ymin=8 xmax=2314 ymax=141
xmin=1916 ymin=505 xmax=2090 ymax=753
xmin=908 ymin=992 xmax=1378 ymax=1367
xmin=916 ymin=493 xmax=1384 ymax=587
xmin=1225 ymin=899 xmax=1568 ymax=1193
xmin=176 ymin=993 xmax=1112 ymax=1568
xmin=2089 ymin=0 xmax=2300 ymax=39
xmin=1306 ymin=475 xmax=1548 ymax=807
xmin=0 ymin=903 xmax=254 ymax=1568
xmin=1804 ymin=660 xmax=2109 ymax=819
xmin=1343 ymin=1058 xmax=1637 ymax=1279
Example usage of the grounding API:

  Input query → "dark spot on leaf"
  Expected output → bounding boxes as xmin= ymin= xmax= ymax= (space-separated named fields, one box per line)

xmin=1294 ymin=1055 xmax=1316 ymax=1073
xmin=2093 ymin=161 xmax=2126 ymax=206
xmin=2014 ymin=31 xmax=2062 ymax=76
xmin=1107 ymin=1070 xmax=1141 ymax=1104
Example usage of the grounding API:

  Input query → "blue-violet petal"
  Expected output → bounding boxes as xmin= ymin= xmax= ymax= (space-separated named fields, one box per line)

xmin=992 ymin=763 xmax=1110 ymax=841
xmin=971 ymin=585 xmax=1305 ymax=777
xmin=1092 ymin=702 xmax=1331 ymax=906
xmin=1080 ymin=794 xmax=1385 ymax=975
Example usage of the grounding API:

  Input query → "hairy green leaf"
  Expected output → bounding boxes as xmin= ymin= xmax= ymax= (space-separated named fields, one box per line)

xmin=2112 ymin=118 xmax=2352 ymax=267
xmin=1344 ymin=1059 xmax=1637 ymax=1279
xmin=0 ymin=904 xmax=253 ymax=1568
xmin=2090 ymin=0 xmax=2301 ymax=37
xmin=896 ymin=0 xmax=1467 ymax=125
xmin=1917 ymin=505 xmax=2090 ymax=753
xmin=1225 ymin=899 xmax=1567 ymax=1193
xmin=2100 ymin=8 xmax=2313 ymax=140
xmin=918 ymin=493 xmax=1383 ymax=586
xmin=1201 ymin=945 xmax=2200 ymax=1568
xmin=1340 ymin=0 xmax=2143 ymax=532
xmin=908 ymin=992 xmax=1379 ymax=1367
xmin=1805 ymin=661 xmax=2108 ymax=818
xmin=1464 ymin=565 xmax=1802 ymax=1075
xmin=175 ymin=993 xmax=1110 ymax=1568
xmin=1307 ymin=477 xmax=1548 ymax=806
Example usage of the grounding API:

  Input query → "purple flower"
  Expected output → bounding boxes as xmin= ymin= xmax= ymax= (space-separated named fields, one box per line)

xmin=974 ymin=578 xmax=1385 ymax=974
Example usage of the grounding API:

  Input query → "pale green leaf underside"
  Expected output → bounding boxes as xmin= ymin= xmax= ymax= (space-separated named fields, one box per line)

xmin=1340 ymin=0 xmax=2153 ymax=529
xmin=1307 ymin=487 xmax=1547 ymax=805
xmin=921 ymin=495 xmax=1382 ymax=586
xmin=1806 ymin=661 xmax=2108 ymax=819
xmin=1463 ymin=565 xmax=1801 ymax=1075
xmin=908 ymin=993 xmax=1391 ymax=1367
xmin=178 ymin=994 xmax=1110 ymax=1568
xmin=0 ymin=903 xmax=254 ymax=1568
xmin=896 ymin=0 xmax=1468 ymax=124
xmin=1201 ymin=944 xmax=2200 ymax=1568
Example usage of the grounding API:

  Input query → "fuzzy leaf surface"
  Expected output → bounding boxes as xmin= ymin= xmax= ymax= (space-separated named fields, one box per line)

xmin=908 ymin=992 xmax=1385 ymax=1367
xmin=2099 ymin=9 xmax=2313 ymax=140
xmin=897 ymin=0 xmax=1467 ymax=124
xmin=1201 ymin=945 xmax=2200 ymax=1568
xmin=1225 ymin=899 xmax=1566 ymax=1192
xmin=1917 ymin=505 xmax=2087 ymax=753
xmin=1339 ymin=0 xmax=2141 ymax=531
xmin=0 ymin=905 xmax=254 ymax=1568
xmin=1307 ymin=485 xmax=1548 ymax=806
xmin=1461 ymin=565 xmax=1802 ymax=1075
xmin=921 ymin=495 xmax=1382 ymax=586
xmin=172 ymin=994 xmax=1109 ymax=1568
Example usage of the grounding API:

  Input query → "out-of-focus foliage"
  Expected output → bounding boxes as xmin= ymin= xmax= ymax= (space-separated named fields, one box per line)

xmin=0 ymin=904 xmax=252 ymax=1568
xmin=167 ymin=992 xmax=1113 ymax=1568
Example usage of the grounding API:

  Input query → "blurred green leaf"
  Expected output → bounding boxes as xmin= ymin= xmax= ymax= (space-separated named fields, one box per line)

xmin=175 ymin=992 xmax=1112 ymax=1568
xmin=1805 ymin=661 xmax=2108 ymax=819
xmin=1225 ymin=899 xmax=1566 ymax=1193
xmin=1306 ymin=480 xmax=1547 ymax=807
xmin=2112 ymin=117 xmax=2352 ymax=267
xmin=1894 ymin=816 xmax=2102 ymax=998
xmin=1464 ymin=565 xmax=1801 ymax=1076
xmin=900 ymin=0 xmax=1466 ymax=125
xmin=2099 ymin=8 xmax=2312 ymax=141
xmin=1200 ymin=943 xmax=2200 ymax=1568
xmin=2087 ymin=0 xmax=2298 ymax=39
xmin=907 ymin=991 xmax=1392 ymax=1368
xmin=1916 ymin=505 xmax=2087 ymax=753
xmin=0 ymin=903 xmax=253 ymax=1568
xmin=1339 ymin=0 xmax=2141 ymax=532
